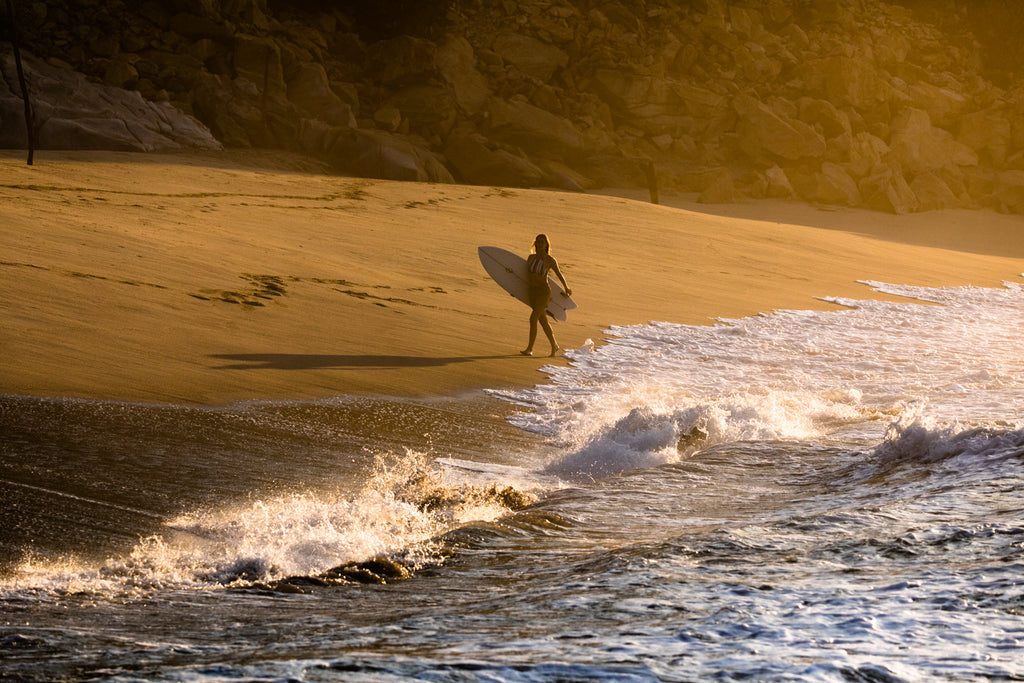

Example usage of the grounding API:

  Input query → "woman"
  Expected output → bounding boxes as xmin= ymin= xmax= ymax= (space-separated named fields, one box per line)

xmin=522 ymin=233 xmax=572 ymax=357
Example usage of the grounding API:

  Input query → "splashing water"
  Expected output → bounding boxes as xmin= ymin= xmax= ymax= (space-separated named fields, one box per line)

xmin=3 ymin=280 xmax=1024 ymax=682
xmin=493 ymin=281 xmax=1024 ymax=480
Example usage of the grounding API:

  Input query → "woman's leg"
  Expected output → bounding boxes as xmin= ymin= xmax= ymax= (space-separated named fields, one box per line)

xmin=539 ymin=314 xmax=560 ymax=355
xmin=522 ymin=307 xmax=541 ymax=355
xmin=523 ymin=285 xmax=553 ymax=355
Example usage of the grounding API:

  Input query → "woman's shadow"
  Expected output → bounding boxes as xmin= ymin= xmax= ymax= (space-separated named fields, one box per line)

xmin=209 ymin=353 xmax=517 ymax=370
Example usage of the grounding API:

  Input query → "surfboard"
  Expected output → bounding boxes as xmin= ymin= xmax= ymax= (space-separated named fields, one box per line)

xmin=478 ymin=246 xmax=578 ymax=321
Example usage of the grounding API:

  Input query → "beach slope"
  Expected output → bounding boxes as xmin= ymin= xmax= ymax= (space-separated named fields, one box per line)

xmin=3 ymin=150 xmax=1023 ymax=405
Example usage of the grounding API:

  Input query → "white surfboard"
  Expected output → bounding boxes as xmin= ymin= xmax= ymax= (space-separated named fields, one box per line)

xmin=478 ymin=246 xmax=577 ymax=321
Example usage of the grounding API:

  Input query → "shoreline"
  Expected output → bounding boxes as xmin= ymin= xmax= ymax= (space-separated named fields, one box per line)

xmin=3 ymin=149 xmax=1024 ymax=406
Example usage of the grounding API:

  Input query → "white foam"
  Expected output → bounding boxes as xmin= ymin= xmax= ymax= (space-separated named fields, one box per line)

xmin=3 ymin=451 xmax=521 ymax=595
xmin=501 ymin=282 xmax=1024 ymax=480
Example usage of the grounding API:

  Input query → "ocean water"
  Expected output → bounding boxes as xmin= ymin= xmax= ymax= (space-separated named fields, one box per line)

xmin=2 ymin=280 xmax=1023 ymax=682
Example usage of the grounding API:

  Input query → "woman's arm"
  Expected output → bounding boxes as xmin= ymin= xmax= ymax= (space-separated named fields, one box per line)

xmin=549 ymin=257 xmax=571 ymax=296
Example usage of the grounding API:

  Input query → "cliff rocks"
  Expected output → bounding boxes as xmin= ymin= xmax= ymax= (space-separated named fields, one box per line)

xmin=4 ymin=0 xmax=1024 ymax=214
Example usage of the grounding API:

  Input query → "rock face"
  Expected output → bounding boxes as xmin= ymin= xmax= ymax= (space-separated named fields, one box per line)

xmin=0 ymin=52 xmax=221 ymax=152
xmin=4 ymin=0 xmax=1024 ymax=214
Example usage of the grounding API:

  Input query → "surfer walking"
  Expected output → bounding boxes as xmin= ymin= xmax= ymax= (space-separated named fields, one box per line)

xmin=522 ymin=233 xmax=572 ymax=357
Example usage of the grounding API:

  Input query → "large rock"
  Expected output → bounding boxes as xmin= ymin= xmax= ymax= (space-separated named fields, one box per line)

xmin=484 ymin=96 xmax=585 ymax=159
xmin=436 ymin=36 xmax=490 ymax=116
xmin=820 ymin=56 xmax=893 ymax=109
xmin=592 ymin=68 xmax=668 ymax=115
xmin=798 ymin=98 xmax=851 ymax=139
xmin=0 ymin=51 xmax=221 ymax=151
xmin=889 ymin=107 xmax=978 ymax=175
xmin=384 ymin=85 xmax=457 ymax=141
xmin=367 ymin=36 xmax=437 ymax=86
xmin=994 ymin=170 xmax=1024 ymax=213
xmin=765 ymin=165 xmax=795 ymax=198
xmin=734 ymin=93 xmax=826 ymax=161
xmin=811 ymin=162 xmax=862 ymax=205
xmin=957 ymin=106 xmax=1012 ymax=167
xmin=906 ymin=82 xmax=968 ymax=129
xmin=233 ymin=34 xmax=286 ymax=98
xmin=697 ymin=168 xmax=738 ymax=203
xmin=846 ymin=132 xmax=890 ymax=178
xmin=491 ymin=32 xmax=567 ymax=82
xmin=326 ymin=128 xmax=454 ymax=184
xmin=859 ymin=166 xmax=919 ymax=214
xmin=286 ymin=63 xmax=356 ymax=127
xmin=192 ymin=71 xmax=269 ymax=146
xmin=910 ymin=171 xmax=961 ymax=211
xmin=670 ymin=80 xmax=729 ymax=119
xmin=444 ymin=127 xmax=544 ymax=187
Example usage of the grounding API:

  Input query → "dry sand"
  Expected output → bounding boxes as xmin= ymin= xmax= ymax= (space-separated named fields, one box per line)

xmin=3 ymin=149 xmax=1023 ymax=405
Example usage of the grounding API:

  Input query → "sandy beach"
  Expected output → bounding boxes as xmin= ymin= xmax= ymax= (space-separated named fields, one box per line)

xmin=2 ymin=149 xmax=1023 ymax=405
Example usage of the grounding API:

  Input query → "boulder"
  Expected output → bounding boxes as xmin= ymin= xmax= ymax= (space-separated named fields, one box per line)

xmin=1007 ymin=150 xmax=1024 ymax=172
xmin=698 ymin=168 xmax=738 ymax=204
xmin=765 ymin=165 xmax=795 ymax=198
xmin=326 ymin=128 xmax=454 ymax=184
xmin=436 ymin=36 xmax=490 ymax=116
xmin=366 ymin=36 xmax=437 ymax=86
xmin=957 ymin=106 xmax=1012 ymax=167
xmin=858 ymin=166 xmax=919 ymax=214
xmin=581 ymin=154 xmax=647 ymax=187
xmin=492 ymin=33 xmax=567 ymax=82
xmin=846 ymin=132 xmax=890 ymax=178
xmin=169 ymin=12 xmax=232 ymax=39
xmin=667 ymin=80 xmax=733 ymax=122
xmin=37 ymin=117 xmax=148 ymax=152
xmin=821 ymin=56 xmax=892 ymax=109
xmin=192 ymin=72 xmax=264 ymax=146
xmin=373 ymin=106 xmax=401 ymax=132
xmin=537 ymin=159 xmax=593 ymax=192
xmin=810 ymin=162 xmax=862 ymax=206
xmin=384 ymin=85 xmax=457 ymax=140
xmin=0 ymin=51 xmax=221 ymax=151
xmin=444 ymin=128 xmax=544 ymax=187
xmin=906 ymin=81 xmax=967 ymax=129
xmin=888 ymin=107 xmax=978 ymax=175
xmin=798 ymin=97 xmax=851 ymax=139
xmin=732 ymin=42 xmax=781 ymax=82
xmin=993 ymin=170 xmax=1024 ymax=213
xmin=296 ymin=117 xmax=332 ymax=154
xmin=484 ymin=96 xmax=585 ymax=159
xmin=910 ymin=171 xmax=961 ymax=211
xmin=224 ymin=0 xmax=271 ymax=31
xmin=733 ymin=94 xmax=826 ymax=161
xmin=286 ymin=62 xmax=356 ymax=127
xmin=593 ymin=68 xmax=661 ymax=114
xmin=104 ymin=55 xmax=140 ymax=89
xmin=233 ymin=34 xmax=286 ymax=98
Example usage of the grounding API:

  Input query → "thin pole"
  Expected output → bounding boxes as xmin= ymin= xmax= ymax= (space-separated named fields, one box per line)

xmin=5 ymin=0 xmax=35 ymax=165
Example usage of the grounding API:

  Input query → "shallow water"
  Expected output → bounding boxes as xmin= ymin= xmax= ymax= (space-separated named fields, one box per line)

xmin=2 ymin=281 xmax=1023 ymax=682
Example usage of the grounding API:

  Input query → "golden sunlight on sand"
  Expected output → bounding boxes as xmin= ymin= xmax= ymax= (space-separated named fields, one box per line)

xmin=3 ymin=150 xmax=1023 ymax=405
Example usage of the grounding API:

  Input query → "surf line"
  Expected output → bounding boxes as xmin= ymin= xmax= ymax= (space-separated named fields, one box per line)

xmin=1 ymin=478 xmax=165 ymax=519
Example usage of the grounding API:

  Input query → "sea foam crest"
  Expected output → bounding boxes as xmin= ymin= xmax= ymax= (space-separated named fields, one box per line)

xmin=541 ymin=390 xmax=856 ymax=480
xmin=4 ymin=451 xmax=532 ymax=595
xmin=875 ymin=404 xmax=1024 ymax=467
xmin=500 ymin=281 xmax=1024 ymax=480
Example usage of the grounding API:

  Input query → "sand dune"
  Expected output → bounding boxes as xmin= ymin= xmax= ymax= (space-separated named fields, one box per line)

xmin=2 ymin=150 xmax=1023 ymax=405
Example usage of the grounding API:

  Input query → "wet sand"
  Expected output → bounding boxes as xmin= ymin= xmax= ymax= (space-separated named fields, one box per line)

xmin=3 ymin=149 xmax=1023 ymax=405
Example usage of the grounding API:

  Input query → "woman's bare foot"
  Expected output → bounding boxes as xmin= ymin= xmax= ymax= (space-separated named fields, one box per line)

xmin=520 ymin=349 xmax=533 ymax=356
xmin=549 ymin=346 xmax=562 ymax=357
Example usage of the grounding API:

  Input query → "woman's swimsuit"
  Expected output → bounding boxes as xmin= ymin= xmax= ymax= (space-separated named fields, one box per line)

xmin=526 ymin=254 xmax=552 ymax=308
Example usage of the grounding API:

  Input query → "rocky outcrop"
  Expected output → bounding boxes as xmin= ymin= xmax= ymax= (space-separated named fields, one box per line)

xmin=4 ymin=0 xmax=1024 ymax=214
xmin=0 ymin=52 xmax=220 ymax=152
